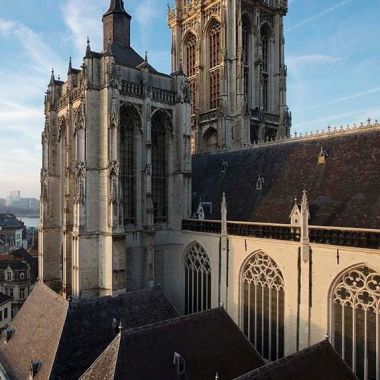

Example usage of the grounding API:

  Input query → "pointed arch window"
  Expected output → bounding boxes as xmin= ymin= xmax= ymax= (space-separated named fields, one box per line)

xmin=185 ymin=33 xmax=197 ymax=78
xmin=331 ymin=266 xmax=380 ymax=380
xmin=209 ymin=20 xmax=221 ymax=109
xmin=152 ymin=111 xmax=169 ymax=224
xmin=242 ymin=16 xmax=251 ymax=98
xmin=184 ymin=243 xmax=211 ymax=315
xmin=120 ymin=106 xmax=138 ymax=225
xmin=241 ymin=252 xmax=285 ymax=360
xmin=261 ymin=25 xmax=270 ymax=111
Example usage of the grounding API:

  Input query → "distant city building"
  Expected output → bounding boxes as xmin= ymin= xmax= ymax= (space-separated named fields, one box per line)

xmin=0 ymin=253 xmax=32 ymax=318
xmin=0 ymin=293 xmax=11 ymax=330
xmin=0 ymin=200 xmax=5 ymax=209
xmin=0 ymin=214 xmax=24 ymax=251
xmin=4 ymin=191 xmax=39 ymax=212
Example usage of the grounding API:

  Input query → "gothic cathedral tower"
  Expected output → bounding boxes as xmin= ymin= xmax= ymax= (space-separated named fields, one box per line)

xmin=39 ymin=0 xmax=192 ymax=298
xmin=168 ymin=0 xmax=291 ymax=153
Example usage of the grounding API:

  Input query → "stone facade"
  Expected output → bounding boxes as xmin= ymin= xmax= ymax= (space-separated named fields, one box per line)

xmin=168 ymin=0 xmax=291 ymax=153
xmin=39 ymin=0 xmax=192 ymax=298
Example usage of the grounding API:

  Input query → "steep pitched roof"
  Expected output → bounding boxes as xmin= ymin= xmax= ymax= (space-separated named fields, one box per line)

xmin=0 ymin=281 xmax=69 ymax=380
xmin=80 ymin=334 xmax=121 ymax=380
xmin=83 ymin=308 xmax=264 ymax=380
xmin=52 ymin=288 xmax=179 ymax=379
xmin=0 ymin=292 xmax=11 ymax=306
xmin=234 ymin=340 xmax=357 ymax=380
xmin=192 ymin=127 xmax=380 ymax=229
xmin=0 ymin=214 xmax=23 ymax=229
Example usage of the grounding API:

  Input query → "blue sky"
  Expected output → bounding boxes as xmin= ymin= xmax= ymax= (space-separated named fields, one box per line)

xmin=0 ymin=0 xmax=379 ymax=198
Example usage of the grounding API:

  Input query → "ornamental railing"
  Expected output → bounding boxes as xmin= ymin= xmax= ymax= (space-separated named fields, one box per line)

xmin=199 ymin=109 xmax=217 ymax=123
xmin=120 ymin=80 xmax=144 ymax=98
xmin=182 ymin=219 xmax=380 ymax=249
xmin=152 ymin=87 xmax=176 ymax=104
xmin=310 ymin=227 xmax=380 ymax=249
xmin=250 ymin=108 xmax=280 ymax=124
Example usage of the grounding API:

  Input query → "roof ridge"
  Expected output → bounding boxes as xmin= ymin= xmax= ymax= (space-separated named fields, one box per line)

xmin=123 ymin=307 xmax=226 ymax=335
xmin=79 ymin=333 xmax=121 ymax=379
xmin=195 ymin=121 xmax=380 ymax=157
xmin=237 ymin=340 xmax=332 ymax=378
xmin=35 ymin=281 xmax=69 ymax=306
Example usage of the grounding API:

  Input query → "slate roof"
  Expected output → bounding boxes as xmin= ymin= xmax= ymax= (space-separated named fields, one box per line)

xmin=0 ymin=214 xmax=23 ymax=229
xmin=52 ymin=288 xmax=179 ymax=380
xmin=235 ymin=340 xmax=358 ymax=380
xmin=81 ymin=308 xmax=265 ymax=380
xmin=0 ymin=281 xmax=69 ymax=380
xmin=192 ymin=127 xmax=380 ymax=229
xmin=12 ymin=247 xmax=34 ymax=265
xmin=0 ymin=292 xmax=11 ymax=306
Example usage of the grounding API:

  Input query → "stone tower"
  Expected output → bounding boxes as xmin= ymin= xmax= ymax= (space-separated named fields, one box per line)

xmin=39 ymin=0 xmax=192 ymax=298
xmin=168 ymin=0 xmax=291 ymax=153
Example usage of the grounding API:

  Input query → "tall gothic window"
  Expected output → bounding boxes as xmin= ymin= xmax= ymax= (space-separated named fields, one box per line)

xmin=242 ymin=16 xmax=251 ymax=98
xmin=120 ymin=106 xmax=138 ymax=225
xmin=242 ymin=252 xmax=285 ymax=361
xmin=184 ymin=243 xmax=211 ymax=315
xmin=261 ymin=25 xmax=270 ymax=111
xmin=185 ymin=33 xmax=197 ymax=78
xmin=152 ymin=111 xmax=169 ymax=224
xmin=331 ymin=266 xmax=380 ymax=380
xmin=209 ymin=20 xmax=221 ymax=109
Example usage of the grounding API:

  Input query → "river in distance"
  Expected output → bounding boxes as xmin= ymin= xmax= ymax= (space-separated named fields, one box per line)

xmin=18 ymin=217 xmax=40 ymax=229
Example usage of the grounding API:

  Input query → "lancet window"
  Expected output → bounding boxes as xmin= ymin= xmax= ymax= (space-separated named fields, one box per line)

xmin=209 ymin=20 xmax=221 ymax=109
xmin=241 ymin=252 xmax=285 ymax=361
xmin=242 ymin=16 xmax=251 ymax=98
xmin=185 ymin=33 xmax=197 ymax=78
xmin=184 ymin=243 xmax=211 ymax=315
xmin=120 ymin=106 xmax=137 ymax=225
xmin=261 ymin=25 xmax=270 ymax=111
xmin=331 ymin=266 xmax=380 ymax=380
xmin=152 ymin=111 xmax=169 ymax=224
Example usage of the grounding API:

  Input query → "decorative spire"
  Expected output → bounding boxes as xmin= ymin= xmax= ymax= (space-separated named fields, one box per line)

xmin=67 ymin=56 xmax=72 ymax=75
xmin=215 ymin=373 xmax=219 ymax=380
xmin=104 ymin=0 xmax=130 ymax=16
xmin=118 ymin=321 xmax=123 ymax=333
xmin=145 ymin=51 xmax=148 ymax=63
xmin=85 ymin=37 xmax=92 ymax=58
xmin=49 ymin=68 xmax=55 ymax=85
xmin=301 ymin=189 xmax=309 ymax=215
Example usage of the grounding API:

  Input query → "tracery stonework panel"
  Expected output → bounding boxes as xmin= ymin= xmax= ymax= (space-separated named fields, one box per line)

xmin=184 ymin=243 xmax=211 ymax=315
xmin=332 ymin=266 xmax=380 ymax=380
xmin=242 ymin=252 xmax=285 ymax=361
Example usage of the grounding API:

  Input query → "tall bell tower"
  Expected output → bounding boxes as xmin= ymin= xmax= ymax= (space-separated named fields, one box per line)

xmin=168 ymin=0 xmax=291 ymax=153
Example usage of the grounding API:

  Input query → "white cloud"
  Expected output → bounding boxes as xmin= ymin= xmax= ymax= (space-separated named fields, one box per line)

xmin=286 ymin=0 xmax=355 ymax=32
xmin=287 ymin=54 xmax=343 ymax=70
xmin=62 ymin=0 xmax=104 ymax=59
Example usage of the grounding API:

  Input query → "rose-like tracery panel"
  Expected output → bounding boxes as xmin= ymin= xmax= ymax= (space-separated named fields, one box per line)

xmin=241 ymin=252 xmax=285 ymax=361
xmin=184 ymin=243 xmax=211 ymax=315
xmin=332 ymin=266 xmax=380 ymax=380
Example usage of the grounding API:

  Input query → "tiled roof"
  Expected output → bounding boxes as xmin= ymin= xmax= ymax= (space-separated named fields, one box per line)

xmin=0 ymin=281 xmax=69 ymax=380
xmin=234 ymin=340 xmax=357 ymax=380
xmin=52 ymin=288 xmax=179 ymax=379
xmin=192 ymin=127 xmax=380 ymax=229
xmin=83 ymin=308 xmax=264 ymax=380
xmin=0 ymin=292 xmax=11 ymax=306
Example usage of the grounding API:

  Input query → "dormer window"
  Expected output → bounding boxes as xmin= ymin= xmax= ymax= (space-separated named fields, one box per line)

xmin=256 ymin=175 xmax=265 ymax=191
xmin=20 ymin=272 xmax=25 ymax=280
xmin=173 ymin=352 xmax=186 ymax=377
xmin=6 ymin=271 xmax=12 ymax=281
xmin=318 ymin=146 xmax=328 ymax=165
xmin=30 ymin=360 xmax=43 ymax=377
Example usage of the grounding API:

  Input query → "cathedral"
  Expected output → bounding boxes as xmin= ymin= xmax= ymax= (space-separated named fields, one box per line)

xmin=38 ymin=1 xmax=380 ymax=379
